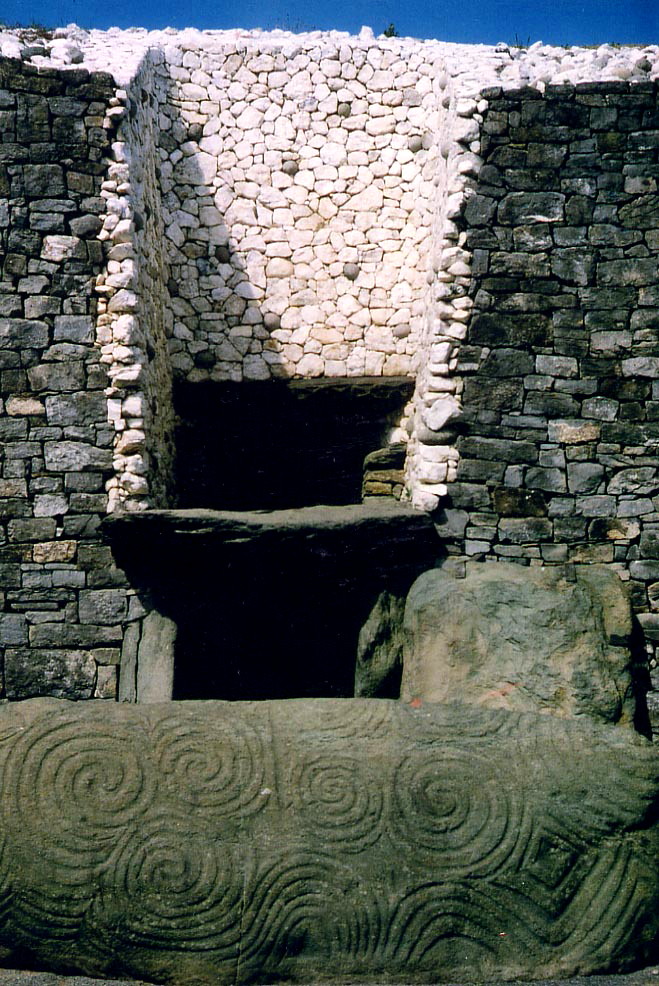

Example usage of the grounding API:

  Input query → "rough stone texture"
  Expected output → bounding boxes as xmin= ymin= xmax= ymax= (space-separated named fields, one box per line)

xmin=0 ymin=56 xmax=130 ymax=705
xmin=1 ymin=32 xmax=659 ymax=712
xmin=400 ymin=562 xmax=643 ymax=731
xmin=354 ymin=589 xmax=406 ymax=697
xmin=441 ymin=81 xmax=659 ymax=716
xmin=0 ymin=696 xmax=656 ymax=984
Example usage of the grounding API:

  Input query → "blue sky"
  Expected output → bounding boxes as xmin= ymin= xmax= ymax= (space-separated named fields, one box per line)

xmin=2 ymin=0 xmax=658 ymax=46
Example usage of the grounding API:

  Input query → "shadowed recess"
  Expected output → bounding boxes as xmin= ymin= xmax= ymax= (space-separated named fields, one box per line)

xmin=173 ymin=378 xmax=415 ymax=511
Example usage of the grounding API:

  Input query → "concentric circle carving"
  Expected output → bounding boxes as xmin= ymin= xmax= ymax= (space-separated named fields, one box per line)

xmin=3 ymin=714 xmax=154 ymax=884
xmin=391 ymin=749 xmax=524 ymax=876
xmin=111 ymin=814 xmax=242 ymax=953
xmin=292 ymin=756 xmax=384 ymax=852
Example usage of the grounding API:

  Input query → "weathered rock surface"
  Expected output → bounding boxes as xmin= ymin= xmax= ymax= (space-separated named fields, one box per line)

xmin=355 ymin=590 xmax=406 ymax=697
xmin=401 ymin=562 xmax=643 ymax=730
xmin=0 ymin=697 xmax=657 ymax=984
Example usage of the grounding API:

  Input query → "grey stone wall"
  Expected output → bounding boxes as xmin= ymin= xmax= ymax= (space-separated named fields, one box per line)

xmin=443 ymin=81 xmax=659 ymax=677
xmin=2 ymin=47 xmax=659 ymax=706
xmin=0 ymin=57 xmax=127 ymax=700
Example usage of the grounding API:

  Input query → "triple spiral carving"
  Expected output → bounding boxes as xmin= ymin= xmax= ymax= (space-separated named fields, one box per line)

xmin=0 ymin=699 xmax=653 ymax=982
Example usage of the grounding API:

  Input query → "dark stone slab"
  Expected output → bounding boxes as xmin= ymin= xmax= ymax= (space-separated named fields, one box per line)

xmin=0 ymin=697 xmax=656 ymax=984
xmin=104 ymin=502 xmax=438 ymax=583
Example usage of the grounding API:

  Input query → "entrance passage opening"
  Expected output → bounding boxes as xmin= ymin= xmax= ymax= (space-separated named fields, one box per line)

xmin=107 ymin=376 xmax=437 ymax=705
xmin=173 ymin=377 xmax=415 ymax=511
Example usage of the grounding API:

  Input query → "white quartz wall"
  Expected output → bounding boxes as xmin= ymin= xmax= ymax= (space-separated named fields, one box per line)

xmin=3 ymin=27 xmax=657 ymax=510
xmin=96 ymin=53 xmax=176 ymax=511
xmin=154 ymin=36 xmax=445 ymax=385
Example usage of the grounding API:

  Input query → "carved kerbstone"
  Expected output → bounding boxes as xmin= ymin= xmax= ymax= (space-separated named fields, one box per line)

xmin=0 ymin=697 xmax=657 ymax=983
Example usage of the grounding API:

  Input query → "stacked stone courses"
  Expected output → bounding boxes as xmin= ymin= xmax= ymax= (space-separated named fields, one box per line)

xmin=1 ymin=26 xmax=659 ymax=701
xmin=442 ymin=82 xmax=659 ymax=695
xmin=0 ymin=57 xmax=133 ymax=701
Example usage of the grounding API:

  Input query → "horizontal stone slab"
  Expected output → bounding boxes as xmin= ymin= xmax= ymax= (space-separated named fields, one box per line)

xmin=0 ymin=697 xmax=657 ymax=984
xmin=104 ymin=502 xmax=439 ymax=585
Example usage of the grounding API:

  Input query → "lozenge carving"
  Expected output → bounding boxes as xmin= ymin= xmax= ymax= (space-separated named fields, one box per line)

xmin=0 ymin=696 xmax=656 ymax=983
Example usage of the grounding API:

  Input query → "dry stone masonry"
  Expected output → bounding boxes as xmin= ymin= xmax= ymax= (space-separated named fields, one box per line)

xmin=1 ymin=25 xmax=659 ymax=703
xmin=0 ymin=28 xmax=659 ymax=985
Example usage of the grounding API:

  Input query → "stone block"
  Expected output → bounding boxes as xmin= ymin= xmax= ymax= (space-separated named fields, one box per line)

xmin=456 ymin=458 xmax=505 ymax=483
xmin=548 ymin=419 xmax=600 ymax=443
xmin=463 ymin=194 xmax=496 ymax=226
xmin=445 ymin=482 xmax=491 ymax=511
xmin=524 ymin=391 xmax=579 ymax=418
xmin=577 ymin=495 xmax=616 ymax=517
xmin=28 ymin=624 xmax=122 ymax=648
xmin=0 ymin=613 xmax=27 ymax=646
xmin=23 ymin=165 xmax=65 ymax=197
xmin=78 ymin=589 xmax=128 ymax=626
xmin=45 ymin=392 xmax=107 ymax=426
xmin=355 ymin=591 xmax=405 ymax=698
xmin=480 ymin=348 xmax=537 ymax=379
xmin=498 ymin=191 xmax=565 ymax=224
xmin=28 ymin=363 xmax=86 ymax=393
xmin=622 ymin=357 xmax=659 ymax=378
xmin=498 ymin=517 xmax=553 ymax=543
xmin=43 ymin=441 xmax=112 ymax=472
xmin=53 ymin=315 xmax=94 ymax=343
xmin=491 ymin=486 xmax=547 ymax=517
xmin=0 ymin=697 xmax=655 ymax=984
xmin=630 ymin=560 xmax=659 ymax=581
xmin=94 ymin=664 xmax=118 ymax=699
xmin=598 ymin=259 xmax=657 ymax=286
xmin=7 ymin=518 xmax=56 ymax=542
xmin=470 ymin=312 xmax=552 ymax=347
xmin=40 ymin=235 xmax=85 ymax=263
xmin=640 ymin=532 xmax=659 ymax=559
xmin=567 ymin=462 xmax=604 ymax=493
xmin=525 ymin=466 xmax=567 ymax=493
xmin=401 ymin=562 xmax=637 ymax=726
xmin=608 ymin=467 xmax=658 ymax=495
xmin=535 ymin=354 xmax=578 ymax=378
xmin=0 ymin=318 xmax=48 ymax=350
xmin=457 ymin=436 xmax=538 ymax=465
xmin=6 ymin=396 xmax=45 ymax=417
xmin=32 ymin=541 xmax=77 ymax=564
xmin=4 ymin=650 xmax=95 ymax=699
xmin=589 ymin=518 xmax=640 ymax=541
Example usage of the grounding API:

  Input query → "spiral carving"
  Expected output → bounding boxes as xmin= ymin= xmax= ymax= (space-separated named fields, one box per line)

xmin=0 ymin=698 xmax=653 ymax=984
xmin=110 ymin=813 xmax=242 ymax=953
xmin=155 ymin=712 xmax=268 ymax=818
xmin=391 ymin=749 xmax=526 ymax=876
xmin=2 ymin=713 xmax=154 ymax=885
xmin=292 ymin=756 xmax=384 ymax=852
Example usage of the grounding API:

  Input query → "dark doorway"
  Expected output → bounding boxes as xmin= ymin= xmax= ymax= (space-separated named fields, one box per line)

xmin=173 ymin=377 xmax=415 ymax=511
xmin=105 ymin=504 xmax=440 ymax=703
